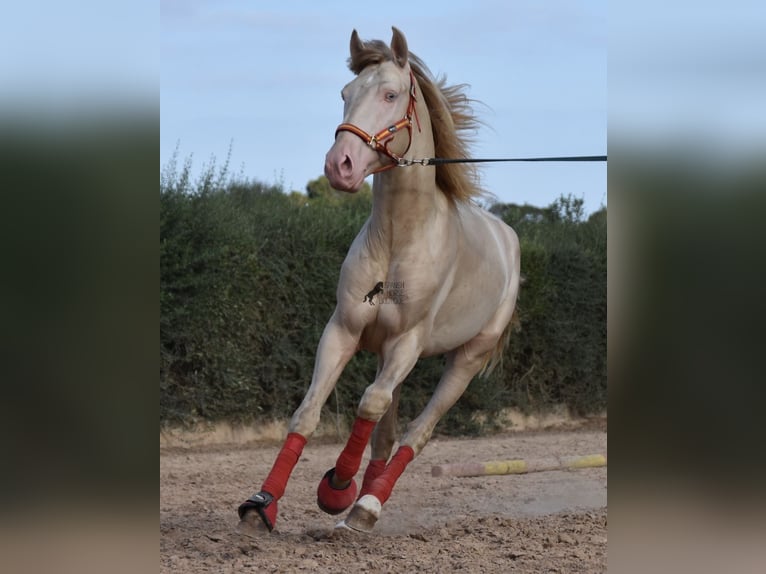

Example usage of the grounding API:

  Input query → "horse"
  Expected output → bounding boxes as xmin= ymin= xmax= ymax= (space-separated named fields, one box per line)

xmin=238 ymin=26 xmax=520 ymax=534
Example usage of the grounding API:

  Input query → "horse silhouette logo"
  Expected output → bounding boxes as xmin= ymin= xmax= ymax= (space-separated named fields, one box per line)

xmin=363 ymin=281 xmax=385 ymax=305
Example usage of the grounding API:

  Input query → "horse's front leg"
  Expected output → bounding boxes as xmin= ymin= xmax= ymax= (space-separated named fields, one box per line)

xmin=343 ymin=335 xmax=504 ymax=533
xmin=237 ymin=315 xmax=358 ymax=534
xmin=316 ymin=333 xmax=420 ymax=516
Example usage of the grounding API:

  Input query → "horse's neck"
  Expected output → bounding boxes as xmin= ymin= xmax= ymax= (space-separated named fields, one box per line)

xmin=368 ymin=163 xmax=447 ymax=253
xmin=368 ymin=100 xmax=445 ymax=253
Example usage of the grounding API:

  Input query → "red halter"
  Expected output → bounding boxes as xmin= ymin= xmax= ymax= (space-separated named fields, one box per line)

xmin=334 ymin=70 xmax=422 ymax=173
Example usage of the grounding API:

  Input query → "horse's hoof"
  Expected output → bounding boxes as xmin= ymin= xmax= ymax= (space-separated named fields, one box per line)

xmin=317 ymin=468 xmax=358 ymax=515
xmin=333 ymin=519 xmax=366 ymax=535
xmin=236 ymin=509 xmax=272 ymax=538
xmin=237 ymin=491 xmax=277 ymax=533
xmin=342 ymin=494 xmax=381 ymax=533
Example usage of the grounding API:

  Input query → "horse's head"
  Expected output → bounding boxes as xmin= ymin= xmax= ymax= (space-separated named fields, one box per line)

xmin=324 ymin=27 xmax=418 ymax=192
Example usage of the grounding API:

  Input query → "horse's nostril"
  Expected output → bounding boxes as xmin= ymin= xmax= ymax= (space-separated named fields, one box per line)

xmin=341 ymin=155 xmax=353 ymax=175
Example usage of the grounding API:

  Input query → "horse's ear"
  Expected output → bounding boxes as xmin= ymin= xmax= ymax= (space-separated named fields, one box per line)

xmin=350 ymin=29 xmax=364 ymax=65
xmin=390 ymin=26 xmax=408 ymax=68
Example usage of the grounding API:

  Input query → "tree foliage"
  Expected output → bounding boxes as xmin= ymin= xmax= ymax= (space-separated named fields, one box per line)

xmin=305 ymin=175 xmax=372 ymax=204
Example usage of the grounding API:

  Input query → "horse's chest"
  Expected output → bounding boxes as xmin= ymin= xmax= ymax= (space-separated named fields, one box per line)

xmin=358 ymin=298 xmax=421 ymax=353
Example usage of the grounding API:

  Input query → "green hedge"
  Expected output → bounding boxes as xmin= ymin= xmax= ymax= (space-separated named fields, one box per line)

xmin=160 ymin=159 xmax=606 ymax=434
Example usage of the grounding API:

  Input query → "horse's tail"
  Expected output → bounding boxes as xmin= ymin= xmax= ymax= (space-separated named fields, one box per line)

xmin=478 ymin=306 xmax=519 ymax=378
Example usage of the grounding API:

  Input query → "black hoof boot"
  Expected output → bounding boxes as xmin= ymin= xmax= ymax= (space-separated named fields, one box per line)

xmin=238 ymin=491 xmax=277 ymax=532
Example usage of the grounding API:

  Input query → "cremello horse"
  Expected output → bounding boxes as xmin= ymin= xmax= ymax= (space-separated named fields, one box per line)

xmin=238 ymin=27 xmax=520 ymax=534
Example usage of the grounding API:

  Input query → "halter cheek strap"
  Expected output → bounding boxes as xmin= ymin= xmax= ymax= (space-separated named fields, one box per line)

xmin=334 ymin=70 xmax=421 ymax=173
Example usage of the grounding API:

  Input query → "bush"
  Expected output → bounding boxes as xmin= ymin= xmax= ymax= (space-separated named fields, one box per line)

xmin=160 ymin=155 xmax=606 ymax=434
xmin=494 ymin=196 xmax=607 ymax=418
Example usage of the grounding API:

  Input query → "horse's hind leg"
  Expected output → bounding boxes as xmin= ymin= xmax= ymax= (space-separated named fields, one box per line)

xmin=360 ymin=384 xmax=401 ymax=496
xmin=400 ymin=346 xmax=488 ymax=453
xmin=397 ymin=292 xmax=517 ymax=458
xmin=341 ymin=345 xmax=489 ymax=532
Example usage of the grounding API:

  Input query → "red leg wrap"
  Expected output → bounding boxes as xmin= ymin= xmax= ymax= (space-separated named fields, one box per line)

xmin=334 ymin=417 xmax=376 ymax=482
xmin=260 ymin=432 xmax=307 ymax=500
xmin=317 ymin=468 xmax=357 ymax=514
xmin=359 ymin=459 xmax=387 ymax=497
xmin=366 ymin=445 xmax=414 ymax=505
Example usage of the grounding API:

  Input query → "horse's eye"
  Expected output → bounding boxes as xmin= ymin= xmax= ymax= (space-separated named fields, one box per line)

xmin=385 ymin=92 xmax=397 ymax=102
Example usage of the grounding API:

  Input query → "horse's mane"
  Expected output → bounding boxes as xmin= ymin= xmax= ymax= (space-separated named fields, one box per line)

xmin=348 ymin=39 xmax=485 ymax=204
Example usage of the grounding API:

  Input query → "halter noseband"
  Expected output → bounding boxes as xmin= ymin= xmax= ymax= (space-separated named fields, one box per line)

xmin=334 ymin=70 xmax=422 ymax=173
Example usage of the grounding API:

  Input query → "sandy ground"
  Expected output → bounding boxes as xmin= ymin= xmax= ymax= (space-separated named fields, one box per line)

xmin=160 ymin=424 xmax=607 ymax=573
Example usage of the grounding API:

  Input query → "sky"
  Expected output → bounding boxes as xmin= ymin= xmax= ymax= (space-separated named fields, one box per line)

xmin=609 ymin=0 xmax=766 ymax=161
xmin=161 ymin=0 xmax=607 ymax=214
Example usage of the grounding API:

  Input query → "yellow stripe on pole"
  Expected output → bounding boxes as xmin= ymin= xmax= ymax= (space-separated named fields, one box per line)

xmin=567 ymin=454 xmax=607 ymax=469
xmin=484 ymin=460 xmax=527 ymax=475
xmin=431 ymin=453 xmax=606 ymax=478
